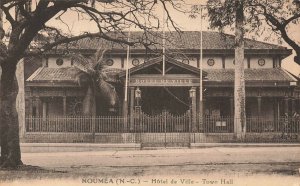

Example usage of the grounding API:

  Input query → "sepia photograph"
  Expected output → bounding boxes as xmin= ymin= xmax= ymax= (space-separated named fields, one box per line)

xmin=0 ymin=0 xmax=300 ymax=185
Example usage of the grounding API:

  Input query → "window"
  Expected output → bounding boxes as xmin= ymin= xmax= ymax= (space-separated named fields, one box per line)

xmin=258 ymin=58 xmax=265 ymax=66
xmin=207 ymin=59 xmax=215 ymax=66
xmin=132 ymin=58 xmax=140 ymax=66
xmin=106 ymin=59 xmax=114 ymax=66
xmin=56 ymin=58 xmax=64 ymax=66
xmin=182 ymin=59 xmax=189 ymax=64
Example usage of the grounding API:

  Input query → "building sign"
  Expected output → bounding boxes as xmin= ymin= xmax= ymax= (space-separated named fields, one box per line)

xmin=130 ymin=77 xmax=200 ymax=87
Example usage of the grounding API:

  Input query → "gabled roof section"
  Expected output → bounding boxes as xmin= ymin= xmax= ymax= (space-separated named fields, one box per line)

xmin=119 ymin=56 xmax=207 ymax=78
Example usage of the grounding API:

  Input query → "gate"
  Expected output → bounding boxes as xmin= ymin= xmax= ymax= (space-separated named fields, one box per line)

xmin=136 ymin=109 xmax=191 ymax=148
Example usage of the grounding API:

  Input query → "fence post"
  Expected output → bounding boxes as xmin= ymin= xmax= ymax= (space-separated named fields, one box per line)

xmin=134 ymin=106 xmax=141 ymax=132
xmin=188 ymin=109 xmax=192 ymax=145
xmin=92 ymin=117 xmax=96 ymax=143
xmin=164 ymin=110 xmax=167 ymax=147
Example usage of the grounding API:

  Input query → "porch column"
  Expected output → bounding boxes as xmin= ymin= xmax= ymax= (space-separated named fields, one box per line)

xmin=291 ymin=98 xmax=295 ymax=114
xmin=284 ymin=96 xmax=289 ymax=115
xmin=36 ymin=96 xmax=41 ymax=117
xmin=42 ymin=101 xmax=47 ymax=119
xmin=230 ymin=97 xmax=234 ymax=117
xmin=63 ymin=96 xmax=67 ymax=115
xmin=257 ymin=96 xmax=262 ymax=118
xmin=273 ymin=98 xmax=278 ymax=131
xmin=130 ymin=87 xmax=135 ymax=131
xmin=190 ymin=87 xmax=197 ymax=132
xmin=28 ymin=96 xmax=33 ymax=117
xmin=277 ymin=98 xmax=281 ymax=117
xmin=297 ymin=98 xmax=300 ymax=113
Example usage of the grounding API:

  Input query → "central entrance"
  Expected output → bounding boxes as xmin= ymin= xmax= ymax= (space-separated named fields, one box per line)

xmin=119 ymin=57 xmax=207 ymax=147
xmin=139 ymin=109 xmax=191 ymax=148
xmin=141 ymin=87 xmax=190 ymax=115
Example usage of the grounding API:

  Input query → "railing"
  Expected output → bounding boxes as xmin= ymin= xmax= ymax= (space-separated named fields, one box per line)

xmin=26 ymin=116 xmax=128 ymax=133
xmin=202 ymin=116 xmax=234 ymax=133
xmin=199 ymin=116 xmax=300 ymax=134
xmin=139 ymin=111 xmax=190 ymax=133
xmin=25 ymin=116 xmax=300 ymax=134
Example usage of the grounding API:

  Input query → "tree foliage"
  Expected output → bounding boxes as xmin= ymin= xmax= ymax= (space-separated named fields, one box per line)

xmin=193 ymin=0 xmax=300 ymax=64
xmin=0 ymin=0 xmax=187 ymax=168
xmin=71 ymin=48 xmax=119 ymax=116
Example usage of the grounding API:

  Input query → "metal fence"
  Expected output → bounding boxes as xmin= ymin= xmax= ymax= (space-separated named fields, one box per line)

xmin=139 ymin=111 xmax=191 ymax=133
xmin=26 ymin=116 xmax=128 ymax=133
xmin=200 ymin=116 xmax=300 ymax=133
xmin=26 ymin=115 xmax=300 ymax=134
xmin=25 ymin=115 xmax=300 ymax=144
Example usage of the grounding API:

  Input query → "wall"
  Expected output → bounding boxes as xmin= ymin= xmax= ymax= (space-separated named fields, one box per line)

xmin=246 ymin=97 xmax=274 ymax=119
xmin=225 ymin=56 xmax=248 ymax=69
xmin=185 ymin=57 xmax=198 ymax=68
xmin=106 ymin=56 xmax=122 ymax=69
xmin=48 ymin=57 xmax=72 ymax=68
xmin=250 ymin=56 xmax=273 ymax=68
xmin=44 ymin=54 xmax=275 ymax=71
xmin=24 ymin=133 xmax=138 ymax=143
xmin=46 ymin=97 xmax=63 ymax=117
xmin=23 ymin=132 xmax=299 ymax=144
xmin=124 ymin=57 xmax=145 ymax=69
xmin=202 ymin=56 xmax=223 ymax=69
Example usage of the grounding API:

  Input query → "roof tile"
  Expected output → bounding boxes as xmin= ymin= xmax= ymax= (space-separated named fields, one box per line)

xmin=205 ymin=68 xmax=296 ymax=82
xmin=59 ymin=31 xmax=286 ymax=51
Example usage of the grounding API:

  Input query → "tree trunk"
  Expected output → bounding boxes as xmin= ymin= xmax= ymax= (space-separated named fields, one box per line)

xmin=234 ymin=0 xmax=246 ymax=140
xmin=0 ymin=61 xmax=22 ymax=168
xmin=82 ymin=86 xmax=96 ymax=116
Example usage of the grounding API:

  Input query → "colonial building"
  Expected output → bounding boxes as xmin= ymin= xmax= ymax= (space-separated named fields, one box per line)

xmin=24 ymin=31 xmax=299 ymax=144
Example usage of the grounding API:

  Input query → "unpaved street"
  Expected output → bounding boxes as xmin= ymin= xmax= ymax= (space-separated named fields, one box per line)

xmin=1 ymin=147 xmax=300 ymax=186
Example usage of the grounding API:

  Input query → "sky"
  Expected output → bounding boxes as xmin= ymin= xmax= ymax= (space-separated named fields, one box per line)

xmin=2 ymin=0 xmax=300 ymax=75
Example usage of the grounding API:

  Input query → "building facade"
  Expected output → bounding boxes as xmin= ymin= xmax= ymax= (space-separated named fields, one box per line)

xmin=23 ymin=31 xmax=299 ymax=143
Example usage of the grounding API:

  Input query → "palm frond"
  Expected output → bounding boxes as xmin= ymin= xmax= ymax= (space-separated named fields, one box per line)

xmin=70 ymin=53 xmax=95 ymax=75
xmin=93 ymin=47 xmax=108 ymax=71
xmin=96 ymin=80 xmax=119 ymax=105
xmin=95 ymin=48 xmax=107 ymax=64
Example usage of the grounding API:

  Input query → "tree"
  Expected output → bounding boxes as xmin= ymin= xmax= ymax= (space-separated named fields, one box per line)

xmin=71 ymin=48 xmax=119 ymax=116
xmin=203 ymin=0 xmax=300 ymax=139
xmin=206 ymin=0 xmax=300 ymax=64
xmin=233 ymin=0 xmax=246 ymax=139
xmin=0 ymin=0 xmax=185 ymax=168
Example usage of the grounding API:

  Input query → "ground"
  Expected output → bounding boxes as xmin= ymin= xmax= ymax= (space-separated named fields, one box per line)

xmin=0 ymin=146 xmax=300 ymax=186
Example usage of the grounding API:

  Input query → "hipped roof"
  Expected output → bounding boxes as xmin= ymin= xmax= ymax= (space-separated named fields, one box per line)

xmin=46 ymin=31 xmax=290 ymax=55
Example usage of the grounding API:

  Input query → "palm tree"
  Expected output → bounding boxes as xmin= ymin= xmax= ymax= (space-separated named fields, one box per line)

xmin=70 ymin=48 xmax=119 ymax=116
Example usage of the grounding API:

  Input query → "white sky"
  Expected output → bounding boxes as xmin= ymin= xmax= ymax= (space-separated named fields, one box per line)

xmin=3 ymin=0 xmax=300 ymax=75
